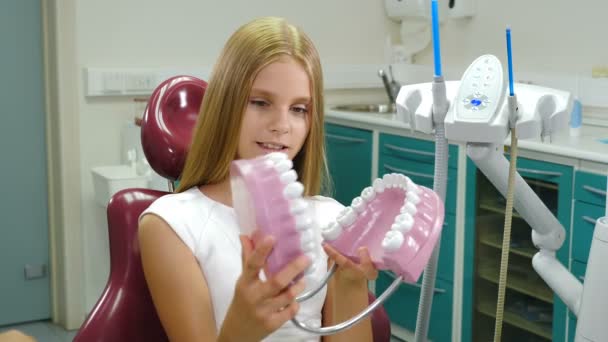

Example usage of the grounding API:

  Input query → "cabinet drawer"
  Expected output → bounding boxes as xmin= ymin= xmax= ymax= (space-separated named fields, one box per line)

xmin=438 ymin=214 xmax=455 ymax=282
xmin=324 ymin=123 xmax=372 ymax=206
xmin=376 ymin=272 xmax=453 ymax=342
xmin=325 ymin=123 xmax=372 ymax=141
xmin=378 ymin=155 xmax=457 ymax=215
xmin=572 ymin=201 xmax=605 ymax=264
xmin=574 ymin=171 xmax=607 ymax=208
xmin=379 ymin=133 xmax=459 ymax=169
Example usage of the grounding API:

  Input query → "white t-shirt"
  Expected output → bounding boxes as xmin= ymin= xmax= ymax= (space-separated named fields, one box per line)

xmin=141 ymin=186 xmax=344 ymax=341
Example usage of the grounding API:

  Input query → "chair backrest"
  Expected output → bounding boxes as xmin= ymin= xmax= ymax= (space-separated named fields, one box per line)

xmin=74 ymin=75 xmax=391 ymax=342
xmin=74 ymin=75 xmax=207 ymax=342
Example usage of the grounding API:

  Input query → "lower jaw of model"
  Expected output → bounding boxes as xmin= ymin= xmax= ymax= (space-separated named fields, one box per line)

xmin=321 ymin=173 xmax=445 ymax=283
xmin=230 ymin=152 xmax=445 ymax=283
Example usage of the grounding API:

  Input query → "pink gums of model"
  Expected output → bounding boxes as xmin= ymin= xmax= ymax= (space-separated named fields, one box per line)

xmin=322 ymin=173 xmax=445 ymax=283
xmin=230 ymin=152 xmax=316 ymax=279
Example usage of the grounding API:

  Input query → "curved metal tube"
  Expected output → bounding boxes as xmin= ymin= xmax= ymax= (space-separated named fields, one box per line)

xmin=291 ymin=275 xmax=403 ymax=335
xmin=296 ymin=263 xmax=337 ymax=302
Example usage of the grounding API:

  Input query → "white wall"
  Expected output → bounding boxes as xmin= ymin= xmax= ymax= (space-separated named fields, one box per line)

xmin=415 ymin=0 xmax=608 ymax=75
xmin=74 ymin=0 xmax=395 ymax=311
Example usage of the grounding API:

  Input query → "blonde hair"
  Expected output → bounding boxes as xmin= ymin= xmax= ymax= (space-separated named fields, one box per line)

xmin=176 ymin=17 xmax=328 ymax=196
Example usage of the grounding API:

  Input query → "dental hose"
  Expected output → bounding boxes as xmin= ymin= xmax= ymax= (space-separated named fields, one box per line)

xmin=493 ymin=27 xmax=518 ymax=342
xmin=494 ymin=125 xmax=517 ymax=342
xmin=414 ymin=3 xmax=450 ymax=340
xmin=414 ymin=122 xmax=448 ymax=342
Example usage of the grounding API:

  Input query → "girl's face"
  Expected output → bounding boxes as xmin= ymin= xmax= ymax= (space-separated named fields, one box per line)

xmin=237 ymin=57 xmax=312 ymax=161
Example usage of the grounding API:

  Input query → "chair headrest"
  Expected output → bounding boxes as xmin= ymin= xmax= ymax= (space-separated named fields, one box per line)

xmin=141 ymin=76 xmax=207 ymax=181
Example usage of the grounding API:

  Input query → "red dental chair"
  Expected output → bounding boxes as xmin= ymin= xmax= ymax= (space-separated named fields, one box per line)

xmin=74 ymin=75 xmax=391 ymax=342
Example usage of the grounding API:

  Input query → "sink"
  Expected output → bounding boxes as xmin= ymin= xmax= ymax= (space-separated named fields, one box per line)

xmin=330 ymin=103 xmax=396 ymax=114
xmin=91 ymin=165 xmax=149 ymax=207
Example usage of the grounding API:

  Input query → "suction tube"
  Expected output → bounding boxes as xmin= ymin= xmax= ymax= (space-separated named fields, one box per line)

xmin=414 ymin=1 xmax=449 ymax=340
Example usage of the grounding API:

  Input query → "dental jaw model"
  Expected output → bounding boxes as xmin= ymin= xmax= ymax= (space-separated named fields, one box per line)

xmin=322 ymin=173 xmax=445 ymax=283
xmin=230 ymin=152 xmax=317 ymax=279
xmin=231 ymin=152 xmax=446 ymax=335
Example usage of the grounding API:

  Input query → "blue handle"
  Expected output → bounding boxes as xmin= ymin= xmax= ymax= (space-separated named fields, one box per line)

xmin=506 ymin=27 xmax=514 ymax=96
xmin=432 ymin=0 xmax=442 ymax=77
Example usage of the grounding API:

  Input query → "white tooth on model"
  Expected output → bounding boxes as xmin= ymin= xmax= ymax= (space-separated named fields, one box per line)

xmin=295 ymin=214 xmax=313 ymax=230
xmin=373 ymin=178 xmax=385 ymax=193
xmin=400 ymin=201 xmax=418 ymax=215
xmin=406 ymin=181 xmax=422 ymax=194
xmin=393 ymin=213 xmax=414 ymax=233
xmin=337 ymin=207 xmax=357 ymax=227
xmin=382 ymin=174 xmax=393 ymax=188
xmin=283 ymin=181 xmax=304 ymax=199
xmin=407 ymin=191 xmax=421 ymax=205
xmin=301 ymin=238 xmax=315 ymax=252
xmin=351 ymin=196 xmax=365 ymax=213
xmin=382 ymin=230 xmax=404 ymax=252
xmin=396 ymin=174 xmax=409 ymax=185
xmin=321 ymin=221 xmax=342 ymax=241
xmin=299 ymin=228 xmax=315 ymax=246
xmin=290 ymin=198 xmax=308 ymax=215
xmin=280 ymin=170 xmax=298 ymax=184
xmin=361 ymin=187 xmax=376 ymax=202
xmin=275 ymin=159 xmax=293 ymax=173
xmin=266 ymin=152 xmax=287 ymax=162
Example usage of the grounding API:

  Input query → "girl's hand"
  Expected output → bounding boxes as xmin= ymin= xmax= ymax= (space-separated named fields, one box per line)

xmin=219 ymin=235 xmax=311 ymax=342
xmin=323 ymin=243 xmax=378 ymax=285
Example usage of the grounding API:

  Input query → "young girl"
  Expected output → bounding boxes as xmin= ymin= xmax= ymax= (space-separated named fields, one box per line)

xmin=138 ymin=17 xmax=378 ymax=342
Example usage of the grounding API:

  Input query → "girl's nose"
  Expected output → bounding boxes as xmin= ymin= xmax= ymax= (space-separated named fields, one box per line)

xmin=268 ymin=108 xmax=290 ymax=134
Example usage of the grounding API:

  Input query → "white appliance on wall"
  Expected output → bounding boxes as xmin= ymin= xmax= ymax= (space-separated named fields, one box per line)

xmin=384 ymin=0 xmax=476 ymax=63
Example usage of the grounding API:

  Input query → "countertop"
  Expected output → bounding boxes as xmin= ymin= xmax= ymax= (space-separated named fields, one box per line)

xmin=325 ymin=109 xmax=608 ymax=165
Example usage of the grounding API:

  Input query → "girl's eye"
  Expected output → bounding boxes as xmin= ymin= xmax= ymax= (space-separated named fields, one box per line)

xmin=292 ymin=106 xmax=309 ymax=114
xmin=250 ymin=99 xmax=268 ymax=107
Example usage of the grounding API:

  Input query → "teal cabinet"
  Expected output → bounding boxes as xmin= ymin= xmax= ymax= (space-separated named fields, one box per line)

xmin=574 ymin=171 xmax=607 ymax=208
xmin=375 ymin=133 xmax=458 ymax=342
xmin=571 ymin=201 xmax=604 ymax=264
xmin=324 ymin=123 xmax=372 ymax=205
xmin=376 ymin=271 xmax=453 ymax=342
xmin=463 ymin=156 xmax=573 ymax=342
xmin=568 ymin=170 xmax=606 ymax=341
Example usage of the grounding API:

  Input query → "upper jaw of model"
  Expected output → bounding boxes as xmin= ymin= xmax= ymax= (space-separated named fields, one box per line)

xmin=230 ymin=152 xmax=317 ymax=279
xmin=321 ymin=173 xmax=445 ymax=283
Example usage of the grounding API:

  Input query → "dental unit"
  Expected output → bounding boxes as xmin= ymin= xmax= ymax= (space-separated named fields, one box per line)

xmin=231 ymin=1 xmax=607 ymax=340
xmin=395 ymin=2 xmax=606 ymax=341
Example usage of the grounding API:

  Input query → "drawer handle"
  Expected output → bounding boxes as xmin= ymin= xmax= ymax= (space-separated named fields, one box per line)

xmin=384 ymin=144 xmax=436 ymax=158
xmin=326 ymin=134 xmax=367 ymax=144
xmin=516 ymin=167 xmax=562 ymax=177
xmin=582 ymin=216 xmax=598 ymax=225
xmin=384 ymin=164 xmax=434 ymax=180
xmin=583 ymin=185 xmax=607 ymax=197
xmin=384 ymin=271 xmax=446 ymax=294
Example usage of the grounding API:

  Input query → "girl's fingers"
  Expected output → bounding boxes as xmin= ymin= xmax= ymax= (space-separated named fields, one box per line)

xmin=264 ymin=278 xmax=306 ymax=312
xmin=322 ymin=243 xmax=351 ymax=267
xmin=261 ymin=255 xmax=310 ymax=297
xmin=357 ymin=247 xmax=378 ymax=280
xmin=268 ymin=301 xmax=300 ymax=329
xmin=242 ymin=235 xmax=275 ymax=280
